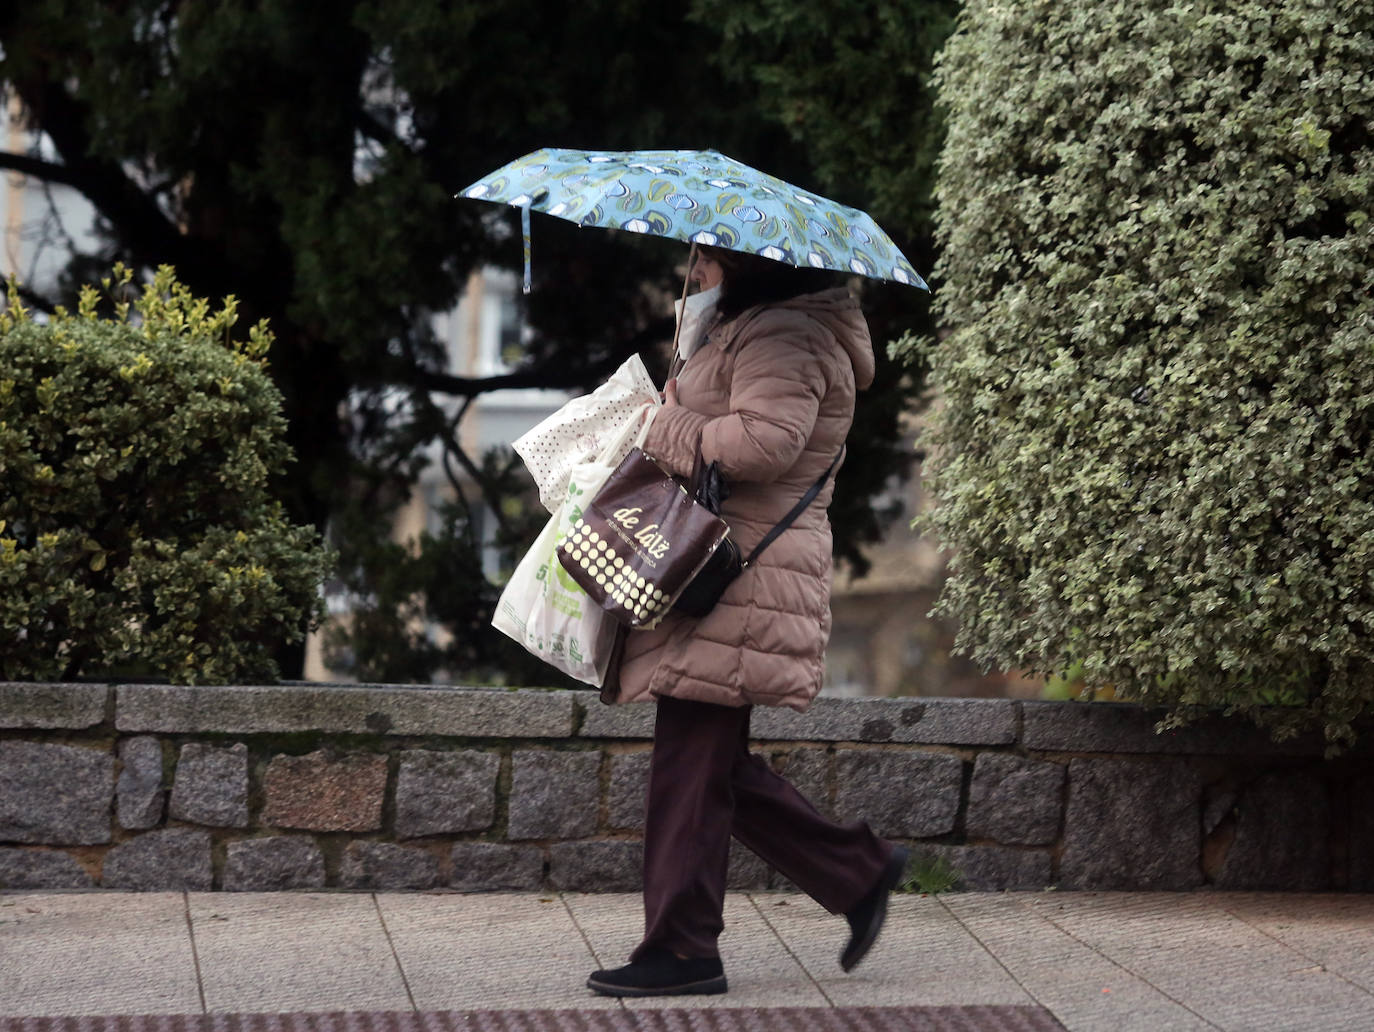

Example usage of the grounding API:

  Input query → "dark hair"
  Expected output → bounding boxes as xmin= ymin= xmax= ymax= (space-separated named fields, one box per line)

xmin=701 ymin=245 xmax=847 ymax=320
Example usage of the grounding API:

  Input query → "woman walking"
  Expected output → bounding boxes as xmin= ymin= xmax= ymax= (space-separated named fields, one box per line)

xmin=587 ymin=245 xmax=909 ymax=998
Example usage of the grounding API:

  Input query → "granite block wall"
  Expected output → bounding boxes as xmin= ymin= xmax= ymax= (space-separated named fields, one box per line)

xmin=0 ymin=682 xmax=1370 ymax=892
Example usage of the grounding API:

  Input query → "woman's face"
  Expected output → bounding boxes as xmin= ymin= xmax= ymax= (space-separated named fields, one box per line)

xmin=690 ymin=250 xmax=725 ymax=291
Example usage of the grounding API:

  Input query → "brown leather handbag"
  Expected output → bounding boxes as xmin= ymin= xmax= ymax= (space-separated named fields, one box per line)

xmin=556 ymin=448 xmax=731 ymax=628
xmin=559 ymin=446 xmax=846 ymax=627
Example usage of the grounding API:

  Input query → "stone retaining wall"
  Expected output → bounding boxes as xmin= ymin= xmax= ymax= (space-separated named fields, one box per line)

xmin=1 ymin=682 xmax=1371 ymax=893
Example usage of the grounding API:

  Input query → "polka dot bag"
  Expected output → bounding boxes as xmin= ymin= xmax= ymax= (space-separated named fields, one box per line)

xmin=513 ymin=352 xmax=661 ymax=512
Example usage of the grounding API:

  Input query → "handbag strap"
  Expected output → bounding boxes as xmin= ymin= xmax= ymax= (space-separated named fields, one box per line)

xmin=742 ymin=447 xmax=845 ymax=568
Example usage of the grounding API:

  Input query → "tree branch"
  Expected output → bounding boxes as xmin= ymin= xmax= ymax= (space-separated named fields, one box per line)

xmin=0 ymin=150 xmax=86 ymax=190
xmin=416 ymin=365 xmax=592 ymax=397
xmin=356 ymin=107 xmax=405 ymax=150
xmin=10 ymin=80 xmax=234 ymax=293
xmin=414 ymin=316 xmax=675 ymax=399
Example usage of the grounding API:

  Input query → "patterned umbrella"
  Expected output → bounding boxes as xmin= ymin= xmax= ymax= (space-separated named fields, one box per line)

xmin=458 ymin=148 xmax=928 ymax=292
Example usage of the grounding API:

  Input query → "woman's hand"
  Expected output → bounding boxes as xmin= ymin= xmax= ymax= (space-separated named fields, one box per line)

xmin=662 ymin=378 xmax=680 ymax=408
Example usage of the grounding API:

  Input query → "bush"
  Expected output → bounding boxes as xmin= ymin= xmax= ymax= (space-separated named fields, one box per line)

xmin=911 ymin=0 xmax=1374 ymax=745
xmin=0 ymin=267 xmax=332 ymax=683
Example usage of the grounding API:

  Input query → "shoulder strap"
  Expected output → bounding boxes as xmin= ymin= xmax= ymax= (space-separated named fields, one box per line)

xmin=743 ymin=447 xmax=845 ymax=568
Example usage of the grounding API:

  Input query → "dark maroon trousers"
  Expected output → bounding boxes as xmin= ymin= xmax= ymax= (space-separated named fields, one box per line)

xmin=630 ymin=694 xmax=894 ymax=962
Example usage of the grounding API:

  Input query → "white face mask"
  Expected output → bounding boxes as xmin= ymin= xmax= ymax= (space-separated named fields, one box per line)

xmin=673 ymin=283 xmax=722 ymax=362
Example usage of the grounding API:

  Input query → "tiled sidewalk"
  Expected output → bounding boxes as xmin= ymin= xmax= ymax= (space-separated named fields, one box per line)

xmin=1 ymin=891 xmax=1372 ymax=1030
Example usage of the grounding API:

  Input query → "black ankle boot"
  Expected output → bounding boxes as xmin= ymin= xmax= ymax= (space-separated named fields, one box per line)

xmin=840 ymin=845 xmax=910 ymax=972
xmin=587 ymin=947 xmax=728 ymax=997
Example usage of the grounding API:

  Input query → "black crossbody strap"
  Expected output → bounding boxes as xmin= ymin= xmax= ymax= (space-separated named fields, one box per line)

xmin=743 ymin=446 xmax=845 ymax=568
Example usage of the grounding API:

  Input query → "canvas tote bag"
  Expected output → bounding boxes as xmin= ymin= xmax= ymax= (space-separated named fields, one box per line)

xmin=492 ymin=412 xmax=652 ymax=683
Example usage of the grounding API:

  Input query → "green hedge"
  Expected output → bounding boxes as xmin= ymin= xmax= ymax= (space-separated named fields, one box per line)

xmin=912 ymin=0 xmax=1374 ymax=744
xmin=0 ymin=268 xmax=332 ymax=683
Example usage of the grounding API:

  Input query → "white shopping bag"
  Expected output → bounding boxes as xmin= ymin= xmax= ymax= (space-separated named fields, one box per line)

xmin=493 ymin=413 xmax=648 ymax=685
xmin=513 ymin=352 xmax=660 ymax=512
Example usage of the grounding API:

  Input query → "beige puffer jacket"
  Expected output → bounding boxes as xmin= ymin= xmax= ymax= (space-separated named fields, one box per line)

xmin=612 ymin=286 xmax=875 ymax=711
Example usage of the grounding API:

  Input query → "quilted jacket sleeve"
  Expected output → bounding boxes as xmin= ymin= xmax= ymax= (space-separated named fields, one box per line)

xmin=642 ymin=403 xmax=711 ymax=478
xmin=644 ymin=312 xmax=829 ymax=483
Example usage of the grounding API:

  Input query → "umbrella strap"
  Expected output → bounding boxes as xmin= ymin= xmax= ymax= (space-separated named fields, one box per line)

xmin=521 ymin=204 xmax=532 ymax=295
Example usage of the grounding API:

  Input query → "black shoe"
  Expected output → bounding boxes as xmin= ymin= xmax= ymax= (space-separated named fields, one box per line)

xmin=840 ymin=846 xmax=910 ymax=972
xmin=587 ymin=947 xmax=728 ymax=997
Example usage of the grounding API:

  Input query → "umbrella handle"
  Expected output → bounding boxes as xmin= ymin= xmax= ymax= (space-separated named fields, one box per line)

xmin=669 ymin=240 xmax=697 ymax=379
xmin=521 ymin=204 xmax=532 ymax=295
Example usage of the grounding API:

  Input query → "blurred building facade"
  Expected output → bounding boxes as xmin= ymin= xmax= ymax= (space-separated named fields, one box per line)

xmin=825 ymin=421 xmax=1042 ymax=699
xmin=2 ymin=97 xmax=102 ymax=302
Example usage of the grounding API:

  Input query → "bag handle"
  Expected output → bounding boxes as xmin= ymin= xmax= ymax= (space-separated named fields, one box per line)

xmin=741 ymin=446 xmax=845 ymax=569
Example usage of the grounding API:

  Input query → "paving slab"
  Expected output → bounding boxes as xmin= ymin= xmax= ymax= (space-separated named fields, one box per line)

xmin=560 ymin=891 xmax=829 ymax=1009
xmin=1031 ymin=892 xmax=1374 ymax=1032
xmin=0 ymin=893 xmax=201 ymax=1016
xmin=751 ymin=891 xmax=1031 ymax=1009
xmin=3 ymin=889 xmax=1373 ymax=1029
xmin=1214 ymin=893 xmax=1374 ymax=994
xmin=542 ymin=891 xmax=641 ymax=974
xmin=188 ymin=893 xmax=411 ymax=1013
xmin=376 ymin=891 xmax=619 ymax=1011
xmin=941 ymin=893 xmax=1212 ymax=1032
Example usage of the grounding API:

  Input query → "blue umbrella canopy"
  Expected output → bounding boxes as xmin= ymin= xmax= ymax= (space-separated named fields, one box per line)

xmin=459 ymin=148 xmax=928 ymax=291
